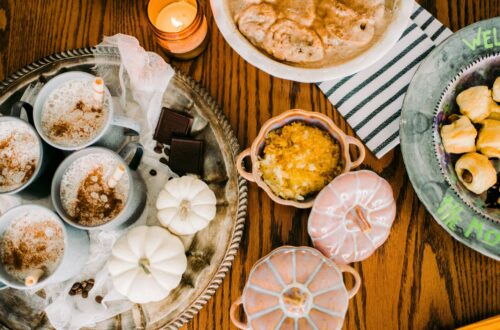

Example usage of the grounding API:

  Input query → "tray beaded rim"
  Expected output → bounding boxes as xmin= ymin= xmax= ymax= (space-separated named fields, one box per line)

xmin=0 ymin=46 xmax=248 ymax=329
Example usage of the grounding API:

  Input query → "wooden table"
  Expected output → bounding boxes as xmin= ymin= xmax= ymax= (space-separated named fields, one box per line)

xmin=0 ymin=1 xmax=498 ymax=329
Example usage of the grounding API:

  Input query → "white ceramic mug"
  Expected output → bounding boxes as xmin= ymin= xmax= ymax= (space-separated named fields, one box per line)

xmin=0 ymin=103 xmax=46 ymax=196
xmin=51 ymin=144 xmax=147 ymax=231
xmin=33 ymin=71 xmax=140 ymax=151
xmin=0 ymin=204 xmax=90 ymax=290
xmin=1 ymin=102 xmax=66 ymax=199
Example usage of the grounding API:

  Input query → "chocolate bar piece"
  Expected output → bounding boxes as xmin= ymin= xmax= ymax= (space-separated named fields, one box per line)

xmin=169 ymin=138 xmax=204 ymax=175
xmin=154 ymin=108 xmax=194 ymax=144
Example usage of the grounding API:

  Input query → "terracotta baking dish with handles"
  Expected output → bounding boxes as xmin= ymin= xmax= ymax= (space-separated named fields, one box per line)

xmin=236 ymin=109 xmax=365 ymax=208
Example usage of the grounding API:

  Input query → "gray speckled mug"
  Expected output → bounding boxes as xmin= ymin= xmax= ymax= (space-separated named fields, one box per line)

xmin=51 ymin=143 xmax=147 ymax=231
xmin=0 ymin=102 xmax=49 ymax=198
xmin=0 ymin=204 xmax=90 ymax=290
xmin=33 ymin=71 xmax=140 ymax=151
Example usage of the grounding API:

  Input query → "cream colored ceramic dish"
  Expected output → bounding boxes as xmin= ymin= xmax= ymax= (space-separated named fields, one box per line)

xmin=236 ymin=109 xmax=365 ymax=208
xmin=210 ymin=0 xmax=413 ymax=82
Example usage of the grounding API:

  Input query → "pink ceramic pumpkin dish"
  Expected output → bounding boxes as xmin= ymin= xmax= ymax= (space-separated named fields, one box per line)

xmin=236 ymin=109 xmax=365 ymax=208
xmin=308 ymin=170 xmax=396 ymax=264
xmin=230 ymin=246 xmax=361 ymax=330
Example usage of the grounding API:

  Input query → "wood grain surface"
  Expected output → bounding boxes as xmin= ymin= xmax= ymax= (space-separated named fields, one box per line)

xmin=0 ymin=0 xmax=499 ymax=329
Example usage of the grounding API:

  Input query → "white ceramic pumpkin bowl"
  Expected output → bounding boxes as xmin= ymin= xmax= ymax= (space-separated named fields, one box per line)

xmin=209 ymin=0 xmax=414 ymax=82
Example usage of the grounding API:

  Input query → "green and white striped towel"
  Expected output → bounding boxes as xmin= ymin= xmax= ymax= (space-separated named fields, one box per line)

xmin=318 ymin=3 xmax=452 ymax=158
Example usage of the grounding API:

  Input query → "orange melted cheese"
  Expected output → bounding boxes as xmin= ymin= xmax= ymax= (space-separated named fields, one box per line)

xmin=259 ymin=122 xmax=343 ymax=200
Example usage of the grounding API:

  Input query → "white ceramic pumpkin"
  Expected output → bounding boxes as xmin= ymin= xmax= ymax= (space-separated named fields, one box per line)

xmin=107 ymin=226 xmax=187 ymax=304
xmin=156 ymin=176 xmax=217 ymax=235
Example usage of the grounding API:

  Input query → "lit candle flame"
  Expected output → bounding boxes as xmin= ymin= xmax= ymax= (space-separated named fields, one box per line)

xmin=154 ymin=1 xmax=197 ymax=33
xmin=171 ymin=17 xmax=184 ymax=31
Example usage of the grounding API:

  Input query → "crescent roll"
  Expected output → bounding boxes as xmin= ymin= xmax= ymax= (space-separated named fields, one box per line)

xmin=477 ymin=119 xmax=500 ymax=158
xmin=455 ymin=152 xmax=497 ymax=194
xmin=440 ymin=116 xmax=477 ymax=154
xmin=487 ymin=101 xmax=500 ymax=120
xmin=493 ymin=77 xmax=500 ymax=102
xmin=457 ymin=86 xmax=493 ymax=122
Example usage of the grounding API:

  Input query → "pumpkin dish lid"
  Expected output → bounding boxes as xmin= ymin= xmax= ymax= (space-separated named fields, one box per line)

xmin=308 ymin=170 xmax=396 ymax=264
xmin=235 ymin=246 xmax=360 ymax=330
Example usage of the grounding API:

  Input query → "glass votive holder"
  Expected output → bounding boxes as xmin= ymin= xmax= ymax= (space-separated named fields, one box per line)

xmin=147 ymin=0 xmax=209 ymax=60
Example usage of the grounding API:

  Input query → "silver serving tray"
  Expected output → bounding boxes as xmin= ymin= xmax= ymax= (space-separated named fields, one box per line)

xmin=0 ymin=47 xmax=247 ymax=329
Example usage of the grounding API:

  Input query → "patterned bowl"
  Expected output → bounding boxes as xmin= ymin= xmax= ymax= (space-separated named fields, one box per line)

xmin=433 ymin=53 xmax=500 ymax=223
xmin=229 ymin=246 xmax=361 ymax=330
xmin=236 ymin=109 xmax=365 ymax=208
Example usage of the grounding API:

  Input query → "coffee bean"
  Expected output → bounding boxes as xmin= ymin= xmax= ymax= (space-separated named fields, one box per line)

xmin=154 ymin=143 xmax=164 ymax=154
xmin=149 ymin=169 xmax=157 ymax=176
xmin=95 ymin=295 xmax=103 ymax=304
xmin=88 ymin=279 xmax=95 ymax=285
xmin=69 ymin=290 xmax=76 ymax=296
xmin=71 ymin=282 xmax=81 ymax=291
xmin=82 ymin=291 xmax=88 ymax=299
xmin=86 ymin=281 xmax=94 ymax=291
xmin=160 ymin=157 xmax=168 ymax=165
xmin=81 ymin=281 xmax=88 ymax=289
xmin=75 ymin=287 xmax=83 ymax=294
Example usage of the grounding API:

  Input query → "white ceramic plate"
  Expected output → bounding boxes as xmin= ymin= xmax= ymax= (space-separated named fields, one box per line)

xmin=210 ymin=0 xmax=414 ymax=82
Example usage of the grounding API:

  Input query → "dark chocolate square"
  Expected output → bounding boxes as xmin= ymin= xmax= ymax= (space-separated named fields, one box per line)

xmin=169 ymin=138 xmax=204 ymax=175
xmin=154 ymin=108 xmax=194 ymax=144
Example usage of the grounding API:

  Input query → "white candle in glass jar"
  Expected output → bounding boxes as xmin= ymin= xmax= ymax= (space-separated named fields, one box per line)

xmin=155 ymin=1 xmax=197 ymax=33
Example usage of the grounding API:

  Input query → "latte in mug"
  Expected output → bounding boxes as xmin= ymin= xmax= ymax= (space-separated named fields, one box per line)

xmin=60 ymin=153 xmax=130 ymax=227
xmin=41 ymin=79 xmax=110 ymax=148
xmin=0 ymin=120 xmax=40 ymax=193
xmin=0 ymin=208 xmax=64 ymax=285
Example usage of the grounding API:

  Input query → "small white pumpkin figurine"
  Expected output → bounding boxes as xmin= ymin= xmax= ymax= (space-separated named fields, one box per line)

xmin=156 ymin=176 xmax=217 ymax=235
xmin=108 ymin=226 xmax=187 ymax=304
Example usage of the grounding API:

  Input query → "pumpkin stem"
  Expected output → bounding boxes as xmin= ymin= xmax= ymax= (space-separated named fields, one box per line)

xmin=354 ymin=205 xmax=372 ymax=232
xmin=139 ymin=258 xmax=151 ymax=275
xmin=282 ymin=287 xmax=307 ymax=307
xmin=179 ymin=200 xmax=191 ymax=219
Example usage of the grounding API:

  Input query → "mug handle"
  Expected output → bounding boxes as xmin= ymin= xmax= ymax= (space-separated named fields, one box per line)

xmin=230 ymin=297 xmax=250 ymax=330
xmin=112 ymin=115 xmax=141 ymax=137
xmin=10 ymin=101 xmax=34 ymax=125
xmin=236 ymin=148 xmax=255 ymax=182
xmin=119 ymin=142 xmax=144 ymax=171
xmin=338 ymin=264 xmax=361 ymax=299
xmin=346 ymin=136 xmax=366 ymax=169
